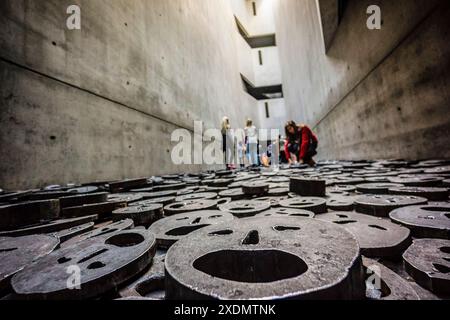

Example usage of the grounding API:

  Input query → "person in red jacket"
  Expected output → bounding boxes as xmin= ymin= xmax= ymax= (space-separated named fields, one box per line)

xmin=284 ymin=121 xmax=318 ymax=166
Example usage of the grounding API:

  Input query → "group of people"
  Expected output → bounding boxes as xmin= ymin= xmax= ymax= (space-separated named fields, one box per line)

xmin=221 ymin=117 xmax=318 ymax=170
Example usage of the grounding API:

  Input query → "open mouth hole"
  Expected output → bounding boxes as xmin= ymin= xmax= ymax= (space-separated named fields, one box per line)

xmin=165 ymin=225 xmax=210 ymax=236
xmin=433 ymin=263 xmax=450 ymax=274
xmin=105 ymin=233 xmax=145 ymax=247
xmin=193 ymin=250 xmax=308 ymax=283
xmin=440 ymin=247 xmax=450 ymax=254
xmin=291 ymin=214 xmax=310 ymax=217
xmin=136 ymin=276 xmax=165 ymax=299
xmin=242 ymin=230 xmax=260 ymax=245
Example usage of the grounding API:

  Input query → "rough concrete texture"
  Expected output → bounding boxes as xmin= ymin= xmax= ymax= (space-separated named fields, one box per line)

xmin=274 ymin=0 xmax=450 ymax=160
xmin=0 ymin=0 xmax=263 ymax=189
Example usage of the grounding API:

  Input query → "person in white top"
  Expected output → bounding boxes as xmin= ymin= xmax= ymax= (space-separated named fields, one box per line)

xmin=245 ymin=119 xmax=258 ymax=167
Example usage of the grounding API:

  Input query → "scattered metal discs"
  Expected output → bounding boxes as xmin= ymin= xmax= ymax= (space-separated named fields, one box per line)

xmin=113 ymin=204 xmax=163 ymax=227
xmin=279 ymin=197 xmax=327 ymax=214
xmin=218 ymin=200 xmax=271 ymax=217
xmin=11 ymin=229 xmax=156 ymax=300
xmin=165 ymin=217 xmax=365 ymax=300
xmin=355 ymin=195 xmax=428 ymax=217
xmin=356 ymin=183 xmax=404 ymax=195
xmin=388 ymin=187 xmax=449 ymax=201
xmin=389 ymin=204 xmax=450 ymax=239
xmin=403 ymin=239 xmax=450 ymax=295
xmin=107 ymin=193 xmax=144 ymax=204
xmin=0 ymin=235 xmax=60 ymax=292
xmin=317 ymin=211 xmax=411 ymax=258
xmin=149 ymin=210 xmax=234 ymax=249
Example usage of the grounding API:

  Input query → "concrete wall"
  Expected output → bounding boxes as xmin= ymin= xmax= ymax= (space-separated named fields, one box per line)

xmin=274 ymin=0 xmax=450 ymax=160
xmin=0 ymin=0 xmax=261 ymax=189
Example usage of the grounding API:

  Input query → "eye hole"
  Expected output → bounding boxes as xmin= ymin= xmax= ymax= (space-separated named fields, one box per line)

xmin=337 ymin=214 xmax=348 ymax=218
xmin=58 ymin=257 xmax=71 ymax=264
xmin=87 ymin=261 xmax=106 ymax=270
xmin=209 ymin=215 xmax=222 ymax=219
xmin=369 ymin=225 xmax=387 ymax=231
xmin=273 ymin=226 xmax=301 ymax=232
xmin=0 ymin=248 xmax=18 ymax=253
xmin=176 ymin=217 xmax=189 ymax=221
xmin=334 ymin=220 xmax=357 ymax=225
xmin=208 ymin=230 xmax=233 ymax=236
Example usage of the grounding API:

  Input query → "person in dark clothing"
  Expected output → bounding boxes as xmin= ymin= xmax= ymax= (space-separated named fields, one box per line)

xmin=284 ymin=120 xmax=318 ymax=166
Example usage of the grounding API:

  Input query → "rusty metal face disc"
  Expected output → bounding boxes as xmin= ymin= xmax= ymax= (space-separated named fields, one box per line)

xmin=165 ymin=217 xmax=364 ymax=300
xmin=51 ymin=223 xmax=95 ymax=243
xmin=242 ymin=182 xmax=269 ymax=196
xmin=388 ymin=187 xmax=449 ymax=201
xmin=11 ymin=229 xmax=156 ymax=300
xmin=119 ymin=253 xmax=166 ymax=299
xmin=175 ymin=192 xmax=217 ymax=202
xmin=61 ymin=201 xmax=125 ymax=219
xmin=164 ymin=200 xmax=218 ymax=216
xmin=149 ymin=211 xmax=234 ymax=249
xmin=268 ymin=187 xmax=290 ymax=196
xmin=0 ymin=200 xmax=60 ymax=231
xmin=130 ymin=197 xmax=176 ymax=207
xmin=279 ymin=197 xmax=327 ymax=214
xmin=363 ymin=258 xmax=419 ymax=300
xmin=317 ymin=211 xmax=411 ymax=258
xmin=289 ymin=178 xmax=326 ymax=197
xmin=0 ymin=235 xmax=59 ymax=292
xmin=67 ymin=186 xmax=100 ymax=194
xmin=388 ymin=176 xmax=444 ymax=187
xmin=62 ymin=219 xmax=134 ymax=248
xmin=60 ymin=192 xmax=109 ymax=208
xmin=0 ymin=215 xmax=97 ymax=238
xmin=107 ymin=193 xmax=144 ymax=204
xmin=218 ymin=201 xmax=271 ymax=217
xmin=356 ymin=183 xmax=404 ymax=195
xmin=389 ymin=204 xmax=450 ymax=239
xmin=218 ymin=188 xmax=245 ymax=200
xmin=355 ymin=195 xmax=428 ymax=217
xmin=256 ymin=208 xmax=315 ymax=218
xmin=403 ymin=239 xmax=450 ymax=295
xmin=113 ymin=204 xmax=163 ymax=227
